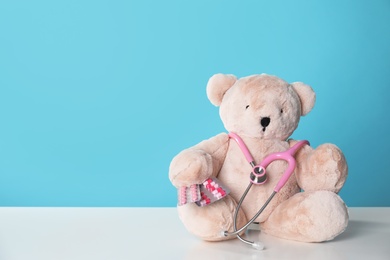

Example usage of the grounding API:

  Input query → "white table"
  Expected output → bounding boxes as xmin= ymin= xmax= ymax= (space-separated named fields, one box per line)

xmin=0 ymin=207 xmax=388 ymax=260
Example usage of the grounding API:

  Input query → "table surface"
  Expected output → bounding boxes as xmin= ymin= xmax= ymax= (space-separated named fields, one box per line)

xmin=0 ymin=207 xmax=388 ymax=260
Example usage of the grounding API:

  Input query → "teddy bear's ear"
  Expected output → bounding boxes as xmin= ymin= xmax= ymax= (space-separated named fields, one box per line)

xmin=206 ymin=73 xmax=237 ymax=106
xmin=291 ymin=82 xmax=316 ymax=116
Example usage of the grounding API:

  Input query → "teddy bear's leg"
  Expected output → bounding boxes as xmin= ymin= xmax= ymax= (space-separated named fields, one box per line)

xmin=260 ymin=190 xmax=348 ymax=242
xmin=178 ymin=195 xmax=247 ymax=241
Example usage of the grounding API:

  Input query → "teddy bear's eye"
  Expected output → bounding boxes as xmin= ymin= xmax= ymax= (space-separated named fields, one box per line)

xmin=245 ymin=105 xmax=250 ymax=110
xmin=280 ymin=109 xmax=284 ymax=114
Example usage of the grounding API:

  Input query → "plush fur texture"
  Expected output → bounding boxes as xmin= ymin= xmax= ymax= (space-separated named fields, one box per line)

xmin=169 ymin=73 xmax=348 ymax=243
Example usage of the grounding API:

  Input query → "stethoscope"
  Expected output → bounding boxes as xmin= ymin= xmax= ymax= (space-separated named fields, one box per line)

xmin=223 ymin=132 xmax=309 ymax=250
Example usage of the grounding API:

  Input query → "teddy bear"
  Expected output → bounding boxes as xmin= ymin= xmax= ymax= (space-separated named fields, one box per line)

xmin=169 ymin=73 xmax=348 ymax=243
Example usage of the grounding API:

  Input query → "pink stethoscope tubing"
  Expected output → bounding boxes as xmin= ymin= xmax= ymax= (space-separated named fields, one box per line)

xmin=228 ymin=132 xmax=309 ymax=192
xmin=223 ymin=132 xmax=309 ymax=249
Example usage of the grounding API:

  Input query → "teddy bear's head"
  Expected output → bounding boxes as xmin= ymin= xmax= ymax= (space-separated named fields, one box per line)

xmin=206 ymin=73 xmax=316 ymax=140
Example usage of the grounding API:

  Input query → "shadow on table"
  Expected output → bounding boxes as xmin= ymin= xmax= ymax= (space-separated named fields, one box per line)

xmin=332 ymin=219 xmax=387 ymax=242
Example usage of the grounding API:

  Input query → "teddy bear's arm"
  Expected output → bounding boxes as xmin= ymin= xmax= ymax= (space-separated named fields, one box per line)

xmin=288 ymin=140 xmax=348 ymax=193
xmin=169 ymin=133 xmax=230 ymax=188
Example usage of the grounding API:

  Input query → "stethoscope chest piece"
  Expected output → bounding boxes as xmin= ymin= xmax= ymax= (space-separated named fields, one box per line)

xmin=250 ymin=166 xmax=267 ymax=184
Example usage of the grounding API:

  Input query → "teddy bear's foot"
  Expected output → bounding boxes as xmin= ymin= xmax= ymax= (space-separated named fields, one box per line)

xmin=177 ymin=195 xmax=247 ymax=241
xmin=260 ymin=190 xmax=348 ymax=242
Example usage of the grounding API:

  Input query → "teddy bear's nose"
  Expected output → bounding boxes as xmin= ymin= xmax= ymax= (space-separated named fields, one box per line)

xmin=261 ymin=117 xmax=271 ymax=128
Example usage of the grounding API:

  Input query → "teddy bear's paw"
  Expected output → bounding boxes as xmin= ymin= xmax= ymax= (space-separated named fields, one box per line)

xmin=169 ymin=149 xmax=214 ymax=187
xmin=261 ymin=190 xmax=348 ymax=242
xmin=178 ymin=195 xmax=247 ymax=241
xmin=298 ymin=144 xmax=348 ymax=193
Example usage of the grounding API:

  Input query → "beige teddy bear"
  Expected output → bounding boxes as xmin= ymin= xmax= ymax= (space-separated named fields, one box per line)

xmin=169 ymin=73 xmax=348 ymax=243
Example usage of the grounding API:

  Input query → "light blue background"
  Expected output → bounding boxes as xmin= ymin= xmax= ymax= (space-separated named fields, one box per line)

xmin=0 ymin=0 xmax=389 ymax=207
